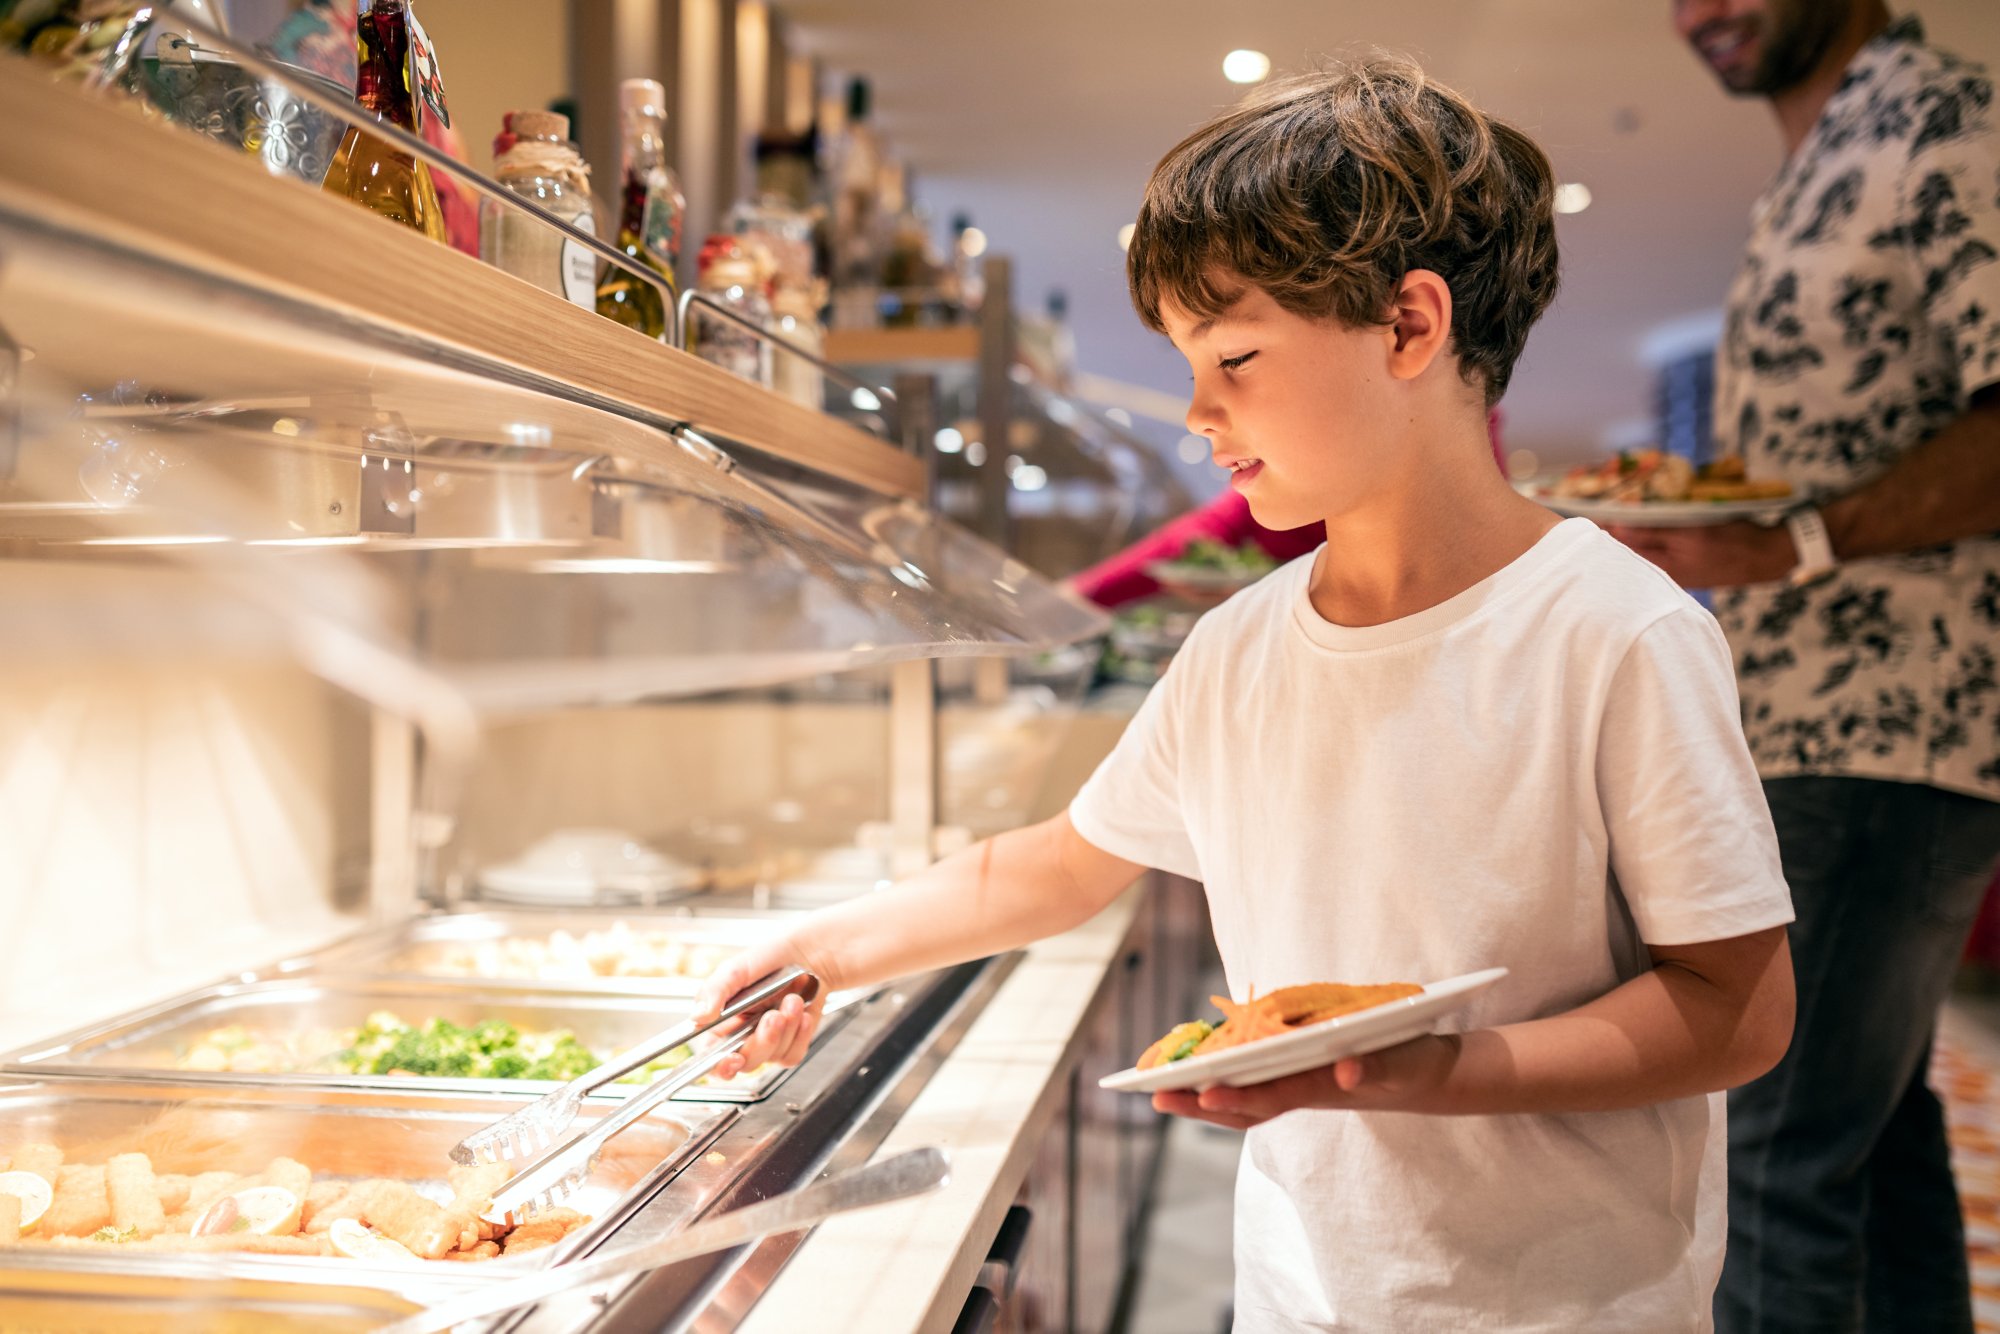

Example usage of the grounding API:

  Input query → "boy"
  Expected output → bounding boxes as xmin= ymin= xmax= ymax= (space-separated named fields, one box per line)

xmin=701 ymin=59 xmax=1796 ymax=1329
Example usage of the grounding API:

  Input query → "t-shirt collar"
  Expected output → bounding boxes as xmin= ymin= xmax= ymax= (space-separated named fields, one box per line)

xmin=1289 ymin=517 xmax=1595 ymax=654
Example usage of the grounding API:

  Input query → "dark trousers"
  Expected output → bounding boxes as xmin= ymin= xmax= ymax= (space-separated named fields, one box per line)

xmin=1716 ymin=777 xmax=2000 ymax=1333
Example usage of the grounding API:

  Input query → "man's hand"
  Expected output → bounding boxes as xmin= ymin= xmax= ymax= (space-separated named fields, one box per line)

xmin=1605 ymin=520 xmax=1793 ymax=589
xmin=1150 ymin=1033 xmax=1464 ymax=1130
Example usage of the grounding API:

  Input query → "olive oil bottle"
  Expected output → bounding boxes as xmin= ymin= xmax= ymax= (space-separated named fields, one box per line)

xmin=322 ymin=0 xmax=446 ymax=243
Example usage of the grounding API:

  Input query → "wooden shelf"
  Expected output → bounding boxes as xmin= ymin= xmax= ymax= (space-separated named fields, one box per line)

xmin=0 ymin=58 xmax=924 ymax=501
xmin=823 ymin=325 xmax=982 ymax=367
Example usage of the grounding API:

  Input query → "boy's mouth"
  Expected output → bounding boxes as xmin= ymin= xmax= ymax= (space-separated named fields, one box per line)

xmin=1224 ymin=458 xmax=1264 ymax=488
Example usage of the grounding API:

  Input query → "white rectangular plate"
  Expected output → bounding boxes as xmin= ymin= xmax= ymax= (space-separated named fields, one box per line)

xmin=1099 ymin=968 xmax=1508 ymax=1094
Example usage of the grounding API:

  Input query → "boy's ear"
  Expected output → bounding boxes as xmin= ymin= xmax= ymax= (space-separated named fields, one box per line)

xmin=1385 ymin=270 xmax=1454 ymax=382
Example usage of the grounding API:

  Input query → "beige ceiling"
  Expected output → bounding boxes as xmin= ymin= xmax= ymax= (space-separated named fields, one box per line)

xmin=784 ymin=1 xmax=2000 ymax=463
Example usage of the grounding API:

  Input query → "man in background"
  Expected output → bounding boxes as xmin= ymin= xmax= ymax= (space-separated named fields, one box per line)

xmin=1617 ymin=3 xmax=2000 ymax=1328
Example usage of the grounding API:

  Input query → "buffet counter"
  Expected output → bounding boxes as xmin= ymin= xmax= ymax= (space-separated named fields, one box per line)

xmin=740 ymin=887 xmax=1146 ymax=1334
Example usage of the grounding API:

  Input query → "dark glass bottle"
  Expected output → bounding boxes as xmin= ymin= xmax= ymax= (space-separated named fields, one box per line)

xmin=321 ymin=0 xmax=445 ymax=242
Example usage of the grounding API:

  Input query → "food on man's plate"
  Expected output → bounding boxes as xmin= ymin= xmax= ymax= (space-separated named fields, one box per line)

xmin=1547 ymin=450 xmax=1792 ymax=505
xmin=0 ymin=1143 xmax=585 ymax=1260
xmin=403 ymin=922 xmax=732 ymax=983
xmin=1135 ymin=981 xmax=1424 ymax=1068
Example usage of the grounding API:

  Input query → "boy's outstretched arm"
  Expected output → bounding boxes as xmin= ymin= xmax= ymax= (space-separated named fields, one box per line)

xmin=1159 ymin=925 xmax=1794 ymax=1128
xmin=694 ymin=813 xmax=1144 ymax=1077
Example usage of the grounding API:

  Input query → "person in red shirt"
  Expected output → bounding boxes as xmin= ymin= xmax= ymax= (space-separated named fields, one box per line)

xmin=1074 ymin=407 xmax=1507 ymax=607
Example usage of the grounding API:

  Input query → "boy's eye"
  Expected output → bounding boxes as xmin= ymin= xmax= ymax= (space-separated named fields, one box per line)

xmin=1218 ymin=352 xmax=1258 ymax=372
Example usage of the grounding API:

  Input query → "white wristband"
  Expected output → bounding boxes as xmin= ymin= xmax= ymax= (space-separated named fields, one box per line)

xmin=1785 ymin=506 xmax=1838 ymax=586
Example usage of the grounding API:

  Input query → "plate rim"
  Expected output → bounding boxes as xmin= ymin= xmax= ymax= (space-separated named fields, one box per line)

xmin=1099 ymin=966 xmax=1509 ymax=1094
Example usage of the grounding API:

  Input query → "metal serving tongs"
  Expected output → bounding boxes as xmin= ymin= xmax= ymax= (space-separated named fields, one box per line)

xmin=379 ymin=1146 xmax=951 ymax=1334
xmin=452 ymin=968 xmax=819 ymax=1218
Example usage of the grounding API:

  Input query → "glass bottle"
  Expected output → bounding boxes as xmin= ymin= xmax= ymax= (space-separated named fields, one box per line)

xmin=321 ymin=0 xmax=446 ymax=243
xmin=481 ymin=109 xmax=598 ymax=309
xmin=690 ymin=234 xmax=774 ymax=388
xmin=594 ymin=78 xmax=686 ymax=341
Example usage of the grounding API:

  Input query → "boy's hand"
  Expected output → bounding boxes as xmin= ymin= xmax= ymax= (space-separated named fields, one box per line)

xmin=693 ymin=938 xmax=828 ymax=1080
xmin=1150 ymin=1033 xmax=1463 ymax=1129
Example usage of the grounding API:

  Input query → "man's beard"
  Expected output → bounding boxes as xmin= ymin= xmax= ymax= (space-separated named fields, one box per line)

xmin=1707 ymin=0 xmax=1856 ymax=96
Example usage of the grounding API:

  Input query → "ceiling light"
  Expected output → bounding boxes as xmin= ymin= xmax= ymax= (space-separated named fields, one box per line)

xmin=960 ymin=227 xmax=989 ymax=258
xmin=1553 ymin=183 xmax=1593 ymax=215
xmin=934 ymin=426 xmax=964 ymax=454
xmin=965 ymin=439 xmax=988 ymax=467
xmin=1223 ymin=49 xmax=1271 ymax=84
xmin=1117 ymin=222 xmax=1136 ymax=252
xmin=1011 ymin=464 xmax=1048 ymax=492
xmin=850 ymin=386 xmax=883 ymax=412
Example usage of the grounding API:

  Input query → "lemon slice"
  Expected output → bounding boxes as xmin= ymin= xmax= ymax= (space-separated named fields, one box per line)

xmin=328 ymin=1217 xmax=419 ymax=1262
xmin=0 ymin=1171 xmax=52 ymax=1233
xmin=193 ymin=1185 xmax=301 ymax=1237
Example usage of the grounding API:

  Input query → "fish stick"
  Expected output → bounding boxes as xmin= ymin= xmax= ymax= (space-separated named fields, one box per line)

xmin=45 ymin=1166 xmax=110 ymax=1238
xmin=363 ymin=1181 xmax=456 ymax=1260
xmin=106 ymin=1154 xmax=167 ymax=1239
xmin=441 ymin=1239 xmax=500 ymax=1262
xmin=444 ymin=1163 xmax=509 ymax=1252
xmin=0 ymin=1193 xmax=21 ymax=1245
xmin=156 ymin=1174 xmax=192 ymax=1216
xmin=9 ymin=1145 xmax=61 ymax=1189
xmin=303 ymin=1181 xmax=378 ymax=1234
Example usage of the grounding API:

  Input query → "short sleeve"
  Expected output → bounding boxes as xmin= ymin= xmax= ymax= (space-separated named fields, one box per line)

xmin=1899 ymin=68 xmax=2000 ymax=395
xmin=1067 ymin=649 xmax=1202 ymax=880
xmin=1597 ymin=608 xmax=1795 ymax=945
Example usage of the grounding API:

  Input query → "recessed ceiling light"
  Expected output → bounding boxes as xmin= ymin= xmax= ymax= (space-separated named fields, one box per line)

xmin=1553 ymin=182 xmax=1593 ymax=215
xmin=1223 ymin=49 xmax=1271 ymax=84
xmin=1117 ymin=222 xmax=1136 ymax=252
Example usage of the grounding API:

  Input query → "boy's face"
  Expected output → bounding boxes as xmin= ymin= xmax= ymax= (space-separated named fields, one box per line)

xmin=1163 ymin=283 xmax=1402 ymax=532
xmin=1672 ymin=0 xmax=1854 ymax=96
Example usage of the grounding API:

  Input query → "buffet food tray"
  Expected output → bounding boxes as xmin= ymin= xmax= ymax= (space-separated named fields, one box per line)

xmin=0 ymin=1075 xmax=729 ymax=1297
xmin=1 ymin=978 xmax=793 ymax=1104
xmin=251 ymin=909 xmax=794 ymax=998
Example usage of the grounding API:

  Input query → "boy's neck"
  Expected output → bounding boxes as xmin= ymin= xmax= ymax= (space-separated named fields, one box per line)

xmin=1304 ymin=436 xmax=1560 ymax=630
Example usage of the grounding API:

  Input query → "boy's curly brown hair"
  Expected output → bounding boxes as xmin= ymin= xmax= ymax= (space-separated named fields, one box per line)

xmin=1127 ymin=57 xmax=1560 ymax=408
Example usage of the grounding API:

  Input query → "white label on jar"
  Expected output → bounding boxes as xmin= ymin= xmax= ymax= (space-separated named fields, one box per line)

xmin=563 ymin=209 xmax=597 ymax=308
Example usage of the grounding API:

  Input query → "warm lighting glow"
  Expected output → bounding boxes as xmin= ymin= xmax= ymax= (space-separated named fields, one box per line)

xmin=851 ymin=386 xmax=883 ymax=412
xmin=960 ymin=226 xmax=989 ymax=258
xmin=1223 ymin=49 xmax=1271 ymax=84
xmin=525 ymin=558 xmax=733 ymax=574
xmin=271 ymin=418 xmax=301 ymax=437
xmin=1553 ymin=183 xmax=1593 ymax=215
xmin=1117 ymin=222 xmax=1136 ymax=251
xmin=1011 ymin=464 xmax=1049 ymax=492
xmin=934 ymin=427 xmax=965 ymax=454
xmin=965 ymin=439 xmax=988 ymax=467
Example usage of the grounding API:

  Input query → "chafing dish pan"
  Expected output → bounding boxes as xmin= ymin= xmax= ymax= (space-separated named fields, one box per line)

xmin=0 ymin=1074 xmax=728 ymax=1294
xmin=254 ymin=909 xmax=795 ymax=999
xmin=1 ymin=978 xmax=792 ymax=1104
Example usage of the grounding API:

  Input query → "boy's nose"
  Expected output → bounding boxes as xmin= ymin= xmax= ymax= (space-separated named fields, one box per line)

xmin=1185 ymin=394 xmax=1225 ymax=441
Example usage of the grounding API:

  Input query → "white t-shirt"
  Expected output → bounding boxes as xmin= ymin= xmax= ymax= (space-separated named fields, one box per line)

xmin=1069 ymin=518 xmax=1794 ymax=1332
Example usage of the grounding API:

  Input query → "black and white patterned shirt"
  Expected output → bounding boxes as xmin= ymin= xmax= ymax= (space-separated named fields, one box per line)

xmin=1714 ymin=15 xmax=2000 ymax=801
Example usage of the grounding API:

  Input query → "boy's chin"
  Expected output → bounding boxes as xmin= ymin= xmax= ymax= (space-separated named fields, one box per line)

xmin=1242 ymin=493 xmax=1319 ymax=534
